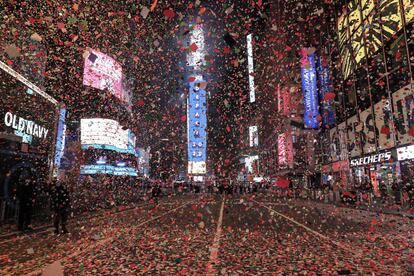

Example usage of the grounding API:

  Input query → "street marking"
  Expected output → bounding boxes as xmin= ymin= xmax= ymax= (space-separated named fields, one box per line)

xmin=26 ymin=199 xmax=198 ymax=276
xmin=206 ymin=195 xmax=225 ymax=275
xmin=253 ymin=199 xmax=403 ymax=274
xmin=251 ymin=199 xmax=355 ymax=254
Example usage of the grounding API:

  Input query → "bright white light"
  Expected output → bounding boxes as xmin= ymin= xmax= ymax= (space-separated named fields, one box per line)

xmin=247 ymin=34 xmax=255 ymax=103
xmin=187 ymin=24 xmax=205 ymax=70
xmin=249 ymin=126 xmax=258 ymax=147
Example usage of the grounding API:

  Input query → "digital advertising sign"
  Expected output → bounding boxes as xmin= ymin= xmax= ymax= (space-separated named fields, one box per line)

xmin=300 ymin=49 xmax=320 ymax=129
xmin=80 ymin=118 xmax=136 ymax=155
xmin=186 ymin=24 xmax=205 ymax=71
xmin=187 ymin=76 xmax=207 ymax=175
xmin=316 ymin=55 xmax=335 ymax=128
xmin=53 ymin=108 xmax=66 ymax=177
xmin=80 ymin=165 xmax=138 ymax=176
xmin=247 ymin=33 xmax=256 ymax=103
xmin=83 ymin=49 xmax=123 ymax=100
xmin=249 ymin=126 xmax=258 ymax=147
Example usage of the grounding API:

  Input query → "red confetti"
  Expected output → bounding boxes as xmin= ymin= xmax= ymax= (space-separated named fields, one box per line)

xmin=189 ymin=43 xmax=198 ymax=52
xmin=324 ymin=92 xmax=335 ymax=101
xmin=163 ymin=9 xmax=175 ymax=18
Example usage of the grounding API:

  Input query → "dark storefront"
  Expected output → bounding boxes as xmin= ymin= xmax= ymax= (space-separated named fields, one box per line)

xmin=0 ymin=62 xmax=58 ymax=221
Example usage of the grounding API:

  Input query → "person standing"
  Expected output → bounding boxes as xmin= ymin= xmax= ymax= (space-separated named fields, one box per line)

xmin=50 ymin=178 xmax=70 ymax=234
xmin=16 ymin=170 xmax=35 ymax=231
xmin=151 ymin=181 xmax=162 ymax=205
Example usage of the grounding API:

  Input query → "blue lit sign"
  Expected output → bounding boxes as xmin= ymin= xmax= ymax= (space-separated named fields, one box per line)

xmin=301 ymin=51 xmax=320 ymax=129
xmin=316 ymin=56 xmax=336 ymax=128
xmin=53 ymin=108 xmax=66 ymax=176
xmin=80 ymin=165 xmax=138 ymax=176
xmin=187 ymin=77 xmax=207 ymax=168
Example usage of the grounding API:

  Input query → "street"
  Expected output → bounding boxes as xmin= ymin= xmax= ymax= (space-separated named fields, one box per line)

xmin=0 ymin=194 xmax=413 ymax=275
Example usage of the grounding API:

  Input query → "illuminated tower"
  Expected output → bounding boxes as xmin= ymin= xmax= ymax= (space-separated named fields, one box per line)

xmin=186 ymin=24 xmax=207 ymax=179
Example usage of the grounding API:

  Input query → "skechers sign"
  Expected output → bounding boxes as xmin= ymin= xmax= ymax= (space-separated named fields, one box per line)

xmin=4 ymin=112 xmax=49 ymax=139
xmin=350 ymin=152 xmax=392 ymax=167
xmin=300 ymin=48 xmax=320 ymax=129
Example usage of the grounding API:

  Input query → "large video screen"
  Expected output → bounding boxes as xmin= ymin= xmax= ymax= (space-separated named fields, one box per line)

xmin=83 ymin=49 xmax=123 ymax=100
xmin=300 ymin=49 xmax=320 ymax=129
xmin=80 ymin=118 xmax=136 ymax=155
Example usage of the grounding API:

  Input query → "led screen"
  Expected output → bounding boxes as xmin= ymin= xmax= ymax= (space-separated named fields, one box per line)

xmin=249 ymin=126 xmax=258 ymax=147
xmin=53 ymin=108 xmax=66 ymax=177
xmin=247 ymin=34 xmax=256 ymax=103
xmin=186 ymin=24 xmax=205 ymax=71
xmin=300 ymin=50 xmax=320 ymax=129
xmin=80 ymin=118 xmax=136 ymax=155
xmin=316 ymin=56 xmax=335 ymax=128
xmin=83 ymin=49 xmax=123 ymax=99
xmin=80 ymin=165 xmax=138 ymax=176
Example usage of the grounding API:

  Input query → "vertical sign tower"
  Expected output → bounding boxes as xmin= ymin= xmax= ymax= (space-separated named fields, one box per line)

xmin=187 ymin=24 xmax=207 ymax=176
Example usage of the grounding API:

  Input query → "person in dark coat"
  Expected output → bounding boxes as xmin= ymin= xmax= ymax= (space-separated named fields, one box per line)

xmin=50 ymin=178 xmax=70 ymax=234
xmin=16 ymin=170 xmax=35 ymax=231
xmin=151 ymin=182 xmax=162 ymax=205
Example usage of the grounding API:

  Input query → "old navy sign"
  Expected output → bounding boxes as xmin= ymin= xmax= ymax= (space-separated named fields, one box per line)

xmin=350 ymin=151 xmax=392 ymax=167
xmin=301 ymin=49 xmax=320 ymax=129
xmin=4 ymin=111 xmax=49 ymax=139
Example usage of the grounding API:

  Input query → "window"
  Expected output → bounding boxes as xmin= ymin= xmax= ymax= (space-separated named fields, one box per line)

xmin=355 ymin=68 xmax=371 ymax=110
xmin=371 ymin=77 xmax=388 ymax=103
xmin=344 ymin=78 xmax=358 ymax=117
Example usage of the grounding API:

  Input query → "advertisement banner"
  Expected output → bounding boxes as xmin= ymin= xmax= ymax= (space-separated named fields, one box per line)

xmin=80 ymin=118 xmax=136 ymax=155
xmin=53 ymin=108 xmax=66 ymax=177
xmin=283 ymin=87 xmax=291 ymax=117
xmin=249 ymin=126 xmax=258 ymax=147
xmin=393 ymin=84 xmax=414 ymax=145
xmin=359 ymin=108 xmax=376 ymax=154
xmin=278 ymin=133 xmax=287 ymax=166
xmin=80 ymin=164 xmax=138 ymax=176
xmin=374 ymin=98 xmax=395 ymax=150
xmin=187 ymin=76 xmax=207 ymax=174
xmin=316 ymin=55 xmax=335 ymax=128
xmin=286 ymin=131 xmax=294 ymax=168
xmin=247 ymin=33 xmax=256 ymax=103
xmin=347 ymin=115 xmax=362 ymax=157
xmin=83 ymin=49 xmax=123 ymax=100
xmin=397 ymin=144 xmax=414 ymax=161
xmin=300 ymin=49 xmax=320 ymax=129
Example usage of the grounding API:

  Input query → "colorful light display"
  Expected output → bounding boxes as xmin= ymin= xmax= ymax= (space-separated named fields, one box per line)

xmin=300 ymin=49 xmax=320 ymax=129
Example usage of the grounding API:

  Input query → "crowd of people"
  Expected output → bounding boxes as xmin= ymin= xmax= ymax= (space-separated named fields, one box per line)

xmin=10 ymin=171 xmax=414 ymax=234
xmin=14 ymin=170 xmax=70 ymax=234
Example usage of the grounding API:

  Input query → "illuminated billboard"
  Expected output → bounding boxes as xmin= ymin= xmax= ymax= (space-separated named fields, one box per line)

xmin=316 ymin=56 xmax=335 ymax=128
xmin=186 ymin=24 xmax=205 ymax=71
xmin=80 ymin=165 xmax=138 ymax=176
xmin=187 ymin=76 xmax=207 ymax=175
xmin=80 ymin=118 xmax=136 ymax=155
xmin=338 ymin=0 xmax=414 ymax=79
xmin=300 ymin=49 xmax=320 ymax=129
xmin=249 ymin=126 xmax=258 ymax=147
xmin=278 ymin=133 xmax=287 ymax=165
xmin=247 ymin=34 xmax=256 ymax=103
xmin=53 ymin=108 xmax=66 ymax=177
xmin=83 ymin=49 xmax=123 ymax=99
xmin=278 ymin=131 xmax=293 ymax=167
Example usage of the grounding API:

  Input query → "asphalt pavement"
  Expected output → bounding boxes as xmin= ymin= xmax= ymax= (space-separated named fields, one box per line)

xmin=0 ymin=193 xmax=413 ymax=275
